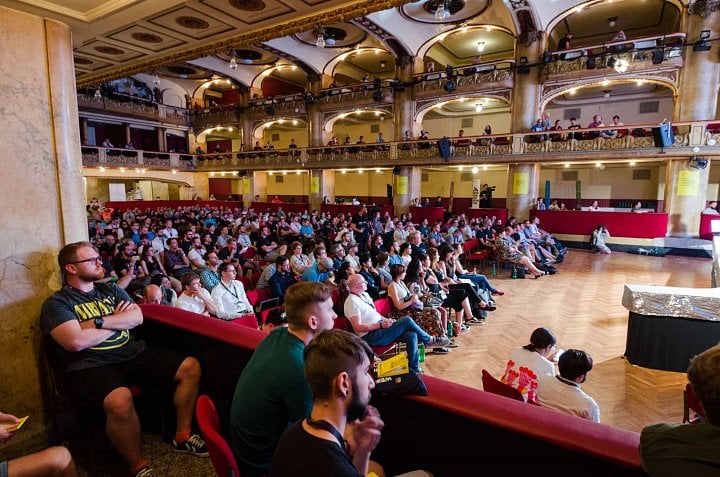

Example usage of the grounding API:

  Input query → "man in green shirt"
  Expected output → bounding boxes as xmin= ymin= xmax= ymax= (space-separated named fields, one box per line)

xmin=230 ymin=282 xmax=337 ymax=477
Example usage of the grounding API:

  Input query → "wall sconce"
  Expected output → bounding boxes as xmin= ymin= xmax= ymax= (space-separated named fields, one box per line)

xmin=694 ymin=30 xmax=711 ymax=52
xmin=517 ymin=56 xmax=530 ymax=74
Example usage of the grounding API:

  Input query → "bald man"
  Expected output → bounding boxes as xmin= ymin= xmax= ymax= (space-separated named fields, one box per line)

xmin=144 ymin=284 xmax=163 ymax=305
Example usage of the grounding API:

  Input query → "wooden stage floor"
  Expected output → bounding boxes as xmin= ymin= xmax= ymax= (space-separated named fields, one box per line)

xmin=421 ymin=248 xmax=714 ymax=433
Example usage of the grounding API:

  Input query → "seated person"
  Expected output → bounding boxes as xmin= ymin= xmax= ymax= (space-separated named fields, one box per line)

xmin=301 ymin=257 xmax=336 ymax=286
xmin=344 ymin=274 xmax=451 ymax=374
xmin=703 ymin=200 xmax=719 ymax=215
xmin=271 ymin=329 xmax=431 ymax=477
xmin=230 ymin=282 xmax=337 ymax=477
xmin=501 ymin=327 xmax=558 ymax=403
xmin=210 ymin=262 xmax=255 ymax=321
xmin=260 ymin=307 xmax=288 ymax=333
xmin=639 ymin=342 xmax=720 ymax=476
xmin=0 ymin=412 xmax=78 ymax=476
xmin=176 ymin=272 xmax=218 ymax=316
xmin=40 ymin=242 xmax=208 ymax=477
xmin=269 ymin=256 xmax=297 ymax=304
xmin=537 ymin=349 xmax=599 ymax=422
xmin=529 ymin=119 xmax=546 ymax=142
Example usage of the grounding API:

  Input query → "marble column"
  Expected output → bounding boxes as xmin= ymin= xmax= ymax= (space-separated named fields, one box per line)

xmin=675 ymin=9 xmax=720 ymax=121
xmin=239 ymin=87 xmax=252 ymax=151
xmin=394 ymin=56 xmax=415 ymax=141
xmin=307 ymin=74 xmax=325 ymax=147
xmin=0 ymin=7 xmax=85 ymax=453
xmin=394 ymin=167 xmax=421 ymax=216
xmin=505 ymin=163 xmax=540 ymax=219
xmin=511 ymin=38 xmax=547 ymax=132
xmin=664 ymin=158 xmax=709 ymax=237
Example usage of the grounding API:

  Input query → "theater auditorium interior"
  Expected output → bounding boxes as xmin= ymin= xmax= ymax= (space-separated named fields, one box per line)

xmin=0 ymin=0 xmax=719 ymax=475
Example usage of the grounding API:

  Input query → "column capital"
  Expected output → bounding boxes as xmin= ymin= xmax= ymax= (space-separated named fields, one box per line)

xmin=395 ymin=55 xmax=415 ymax=68
xmin=688 ymin=0 xmax=720 ymax=17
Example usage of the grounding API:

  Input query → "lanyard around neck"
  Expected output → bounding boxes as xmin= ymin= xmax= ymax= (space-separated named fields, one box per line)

xmin=306 ymin=417 xmax=347 ymax=454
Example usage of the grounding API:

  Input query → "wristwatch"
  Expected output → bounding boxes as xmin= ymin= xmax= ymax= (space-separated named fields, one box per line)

xmin=94 ymin=317 xmax=104 ymax=329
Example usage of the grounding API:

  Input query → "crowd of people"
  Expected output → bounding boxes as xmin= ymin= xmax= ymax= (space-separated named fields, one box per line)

xmin=527 ymin=112 xmax=625 ymax=142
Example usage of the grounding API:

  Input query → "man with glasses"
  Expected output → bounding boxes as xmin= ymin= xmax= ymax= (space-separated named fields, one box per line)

xmin=40 ymin=241 xmax=208 ymax=477
xmin=344 ymin=274 xmax=450 ymax=374
xmin=210 ymin=262 xmax=254 ymax=321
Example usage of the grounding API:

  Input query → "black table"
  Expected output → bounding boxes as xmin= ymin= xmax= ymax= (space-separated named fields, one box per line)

xmin=624 ymin=312 xmax=720 ymax=372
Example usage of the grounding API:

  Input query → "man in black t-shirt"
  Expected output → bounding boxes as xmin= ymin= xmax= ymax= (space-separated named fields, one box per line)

xmin=40 ymin=241 xmax=208 ymax=477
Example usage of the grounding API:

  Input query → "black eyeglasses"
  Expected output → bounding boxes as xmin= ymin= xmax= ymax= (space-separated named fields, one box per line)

xmin=69 ymin=256 xmax=102 ymax=265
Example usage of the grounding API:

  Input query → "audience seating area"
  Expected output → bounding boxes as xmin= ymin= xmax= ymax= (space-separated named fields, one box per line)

xmin=136 ymin=303 xmax=645 ymax=476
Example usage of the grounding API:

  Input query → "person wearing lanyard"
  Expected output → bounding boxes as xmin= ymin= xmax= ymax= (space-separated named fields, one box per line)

xmin=210 ymin=262 xmax=254 ymax=321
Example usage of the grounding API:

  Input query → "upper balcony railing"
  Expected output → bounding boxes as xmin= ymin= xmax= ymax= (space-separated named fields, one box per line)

xmin=77 ymin=93 xmax=190 ymax=126
xmin=413 ymin=60 xmax=516 ymax=96
xmin=83 ymin=120 xmax=720 ymax=172
xmin=544 ymin=32 xmax=686 ymax=77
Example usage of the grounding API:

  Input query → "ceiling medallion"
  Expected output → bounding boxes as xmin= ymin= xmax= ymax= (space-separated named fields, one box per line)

xmin=230 ymin=0 xmax=266 ymax=11
xmin=131 ymin=32 xmax=164 ymax=43
xmin=95 ymin=46 xmax=125 ymax=55
xmin=167 ymin=65 xmax=199 ymax=76
xmin=175 ymin=16 xmax=210 ymax=29
xmin=74 ymin=57 xmax=92 ymax=65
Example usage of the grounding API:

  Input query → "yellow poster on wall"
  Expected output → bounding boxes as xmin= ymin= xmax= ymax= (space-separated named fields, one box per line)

xmin=311 ymin=176 xmax=319 ymax=194
xmin=397 ymin=176 xmax=408 ymax=195
xmin=677 ymin=170 xmax=699 ymax=196
xmin=243 ymin=178 xmax=250 ymax=194
xmin=513 ymin=172 xmax=528 ymax=195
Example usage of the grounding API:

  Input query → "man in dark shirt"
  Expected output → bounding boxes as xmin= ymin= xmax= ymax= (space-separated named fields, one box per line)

xmin=269 ymin=256 xmax=297 ymax=304
xmin=40 ymin=241 xmax=208 ymax=477
xmin=271 ymin=330 xmax=425 ymax=477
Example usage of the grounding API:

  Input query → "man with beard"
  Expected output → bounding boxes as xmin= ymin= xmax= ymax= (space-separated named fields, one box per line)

xmin=269 ymin=329 xmax=378 ymax=477
xmin=230 ymin=282 xmax=337 ymax=477
xmin=270 ymin=330 xmax=431 ymax=477
xmin=40 ymin=242 xmax=208 ymax=477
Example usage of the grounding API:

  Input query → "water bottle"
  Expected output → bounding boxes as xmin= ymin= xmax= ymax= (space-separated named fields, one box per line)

xmin=511 ymin=267 xmax=518 ymax=279
xmin=419 ymin=343 xmax=425 ymax=362
xmin=447 ymin=321 xmax=453 ymax=338
xmin=491 ymin=262 xmax=497 ymax=277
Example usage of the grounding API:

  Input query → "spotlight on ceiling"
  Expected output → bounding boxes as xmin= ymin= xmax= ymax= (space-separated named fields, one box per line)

xmin=443 ymin=79 xmax=456 ymax=92
xmin=608 ymin=16 xmax=618 ymax=28
xmin=242 ymin=58 xmax=252 ymax=65
xmin=315 ymin=25 xmax=326 ymax=48
xmin=477 ymin=41 xmax=486 ymax=52
xmin=475 ymin=103 xmax=483 ymax=113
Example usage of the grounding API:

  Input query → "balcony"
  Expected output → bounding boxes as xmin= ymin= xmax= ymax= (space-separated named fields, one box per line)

xmin=544 ymin=33 xmax=686 ymax=81
xmin=413 ymin=61 xmax=515 ymax=99
xmin=82 ymin=120 xmax=720 ymax=172
xmin=77 ymin=93 xmax=190 ymax=126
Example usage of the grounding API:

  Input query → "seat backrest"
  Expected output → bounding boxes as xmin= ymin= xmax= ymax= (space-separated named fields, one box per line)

xmin=196 ymin=395 xmax=240 ymax=477
xmin=374 ymin=297 xmax=391 ymax=316
xmin=246 ymin=288 xmax=269 ymax=308
xmin=231 ymin=314 xmax=259 ymax=329
xmin=683 ymin=382 xmax=706 ymax=423
xmin=481 ymin=369 xmax=525 ymax=402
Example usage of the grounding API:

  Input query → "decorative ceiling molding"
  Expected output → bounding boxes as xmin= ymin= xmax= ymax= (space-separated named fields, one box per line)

xmin=76 ymin=0 xmax=411 ymax=87
xmin=9 ymin=0 xmax=140 ymax=21
xmin=687 ymin=0 xmax=720 ymax=16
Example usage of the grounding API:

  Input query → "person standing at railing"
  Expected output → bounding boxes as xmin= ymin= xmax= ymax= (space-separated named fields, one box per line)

xmin=557 ymin=32 xmax=573 ymax=59
xmin=102 ymin=138 xmax=114 ymax=148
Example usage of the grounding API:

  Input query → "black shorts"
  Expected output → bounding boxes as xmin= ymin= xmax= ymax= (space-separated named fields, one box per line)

xmin=65 ymin=347 xmax=189 ymax=407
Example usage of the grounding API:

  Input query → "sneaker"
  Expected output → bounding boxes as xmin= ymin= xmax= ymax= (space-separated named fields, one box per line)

xmin=172 ymin=433 xmax=209 ymax=457
xmin=134 ymin=467 xmax=154 ymax=477
xmin=466 ymin=317 xmax=484 ymax=324
xmin=429 ymin=335 xmax=452 ymax=347
xmin=432 ymin=347 xmax=451 ymax=354
xmin=459 ymin=324 xmax=471 ymax=332
xmin=491 ymin=290 xmax=505 ymax=296
xmin=446 ymin=340 xmax=460 ymax=348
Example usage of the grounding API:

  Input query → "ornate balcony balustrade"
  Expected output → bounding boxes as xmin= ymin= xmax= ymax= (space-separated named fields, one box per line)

xmin=83 ymin=120 xmax=720 ymax=171
xmin=77 ymin=94 xmax=190 ymax=126
xmin=413 ymin=61 xmax=516 ymax=98
xmin=544 ymin=32 xmax=686 ymax=80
